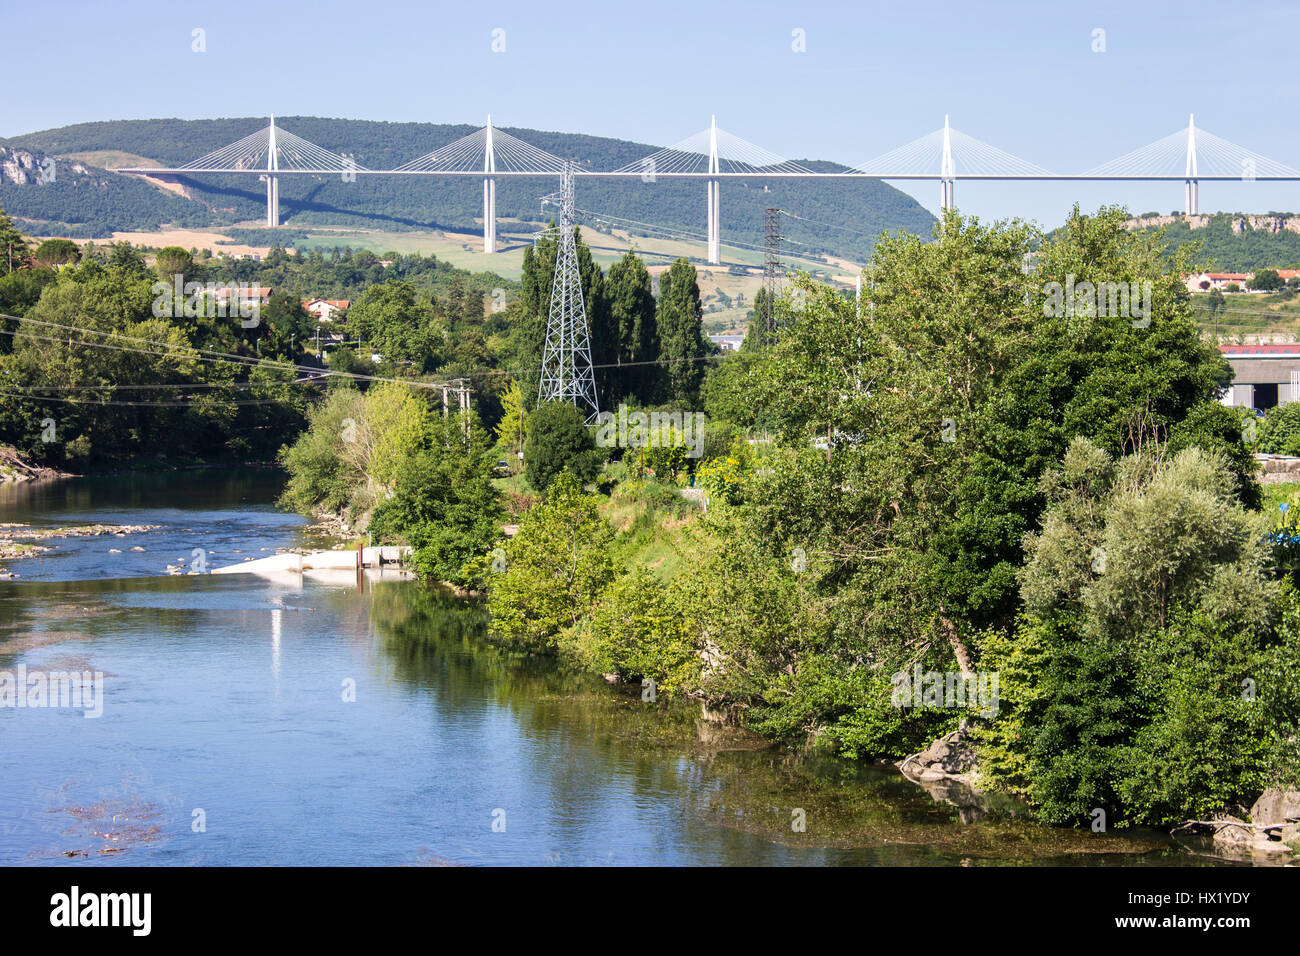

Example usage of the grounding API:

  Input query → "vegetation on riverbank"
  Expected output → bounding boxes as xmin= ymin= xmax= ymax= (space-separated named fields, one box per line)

xmin=31 ymin=181 xmax=1294 ymax=835
xmin=370 ymin=205 xmax=1299 ymax=833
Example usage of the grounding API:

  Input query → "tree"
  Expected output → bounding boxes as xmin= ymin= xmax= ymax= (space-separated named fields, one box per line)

xmin=107 ymin=242 xmax=148 ymax=277
xmin=494 ymin=380 xmax=527 ymax=471
xmin=0 ymin=205 xmax=29 ymax=274
xmin=659 ymin=207 xmax=1242 ymax=759
xmin=258 ymin=291 xmax=314 ymax=359
xmin=484 ymin=473 xmax=615 ymax=651
xmin=33 ymin=239 xmax=80 ymax=268
xmin=154 ymin=246 xmax=193 ymax=281
xmin=523 ymin=400 xmax=602 ymax=491
xmin=1207 ymin=287 xmax=1226 ymax=316
xmin=344 ymin=280 xmax=437 ymax=371
xmin=979 ymin=438 xmax=1292 ymax=826
xmin=1249 ymin=268 xmax=1284 ymax=292
xmin=368 ymin=412 xmax=503 ymax=586
xmin=655 ymin=257 xmax=709 ymax=405
xmin=1019 ymin=438 xmax=1274 ymax=634
xmin=605 ymin=251 xmax=658 ymax=403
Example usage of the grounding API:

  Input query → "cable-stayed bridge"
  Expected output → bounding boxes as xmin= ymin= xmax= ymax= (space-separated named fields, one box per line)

xmin=119 ymin=113 xmax=1300 ymax=265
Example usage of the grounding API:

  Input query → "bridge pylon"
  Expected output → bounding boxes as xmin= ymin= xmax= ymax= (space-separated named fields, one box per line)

xmin=484 ymin=115 xmax=497 ymax=253
xmin=939 ymin=115 xmax=955 ymax=213
xmin=706 ymin=116 xmax=721 ymax=265
xmin=1184 ymin=113 xmax=1199 ymax=215
xmin=265 ymin=115 xmax=280 ymax=227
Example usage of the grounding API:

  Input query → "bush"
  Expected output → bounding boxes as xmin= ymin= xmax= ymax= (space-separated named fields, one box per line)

xmin=523 ymin=401 xmax=604 ymax=492
xmin=979 ymin=438 xmax=1299 ymax=826
xmin=978 ymin=600 xmax=1300 ymax=827
xmin=581 ymin=568 xmax=699 ymax=694
xmin=1258 ymin=402 xmax=1300 ymax=456
xmin=484 ymin=474 xmax=616 ymax=651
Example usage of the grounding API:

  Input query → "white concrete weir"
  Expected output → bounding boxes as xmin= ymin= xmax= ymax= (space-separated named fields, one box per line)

xmin=212 ymin=546 xmax=410 ymax=575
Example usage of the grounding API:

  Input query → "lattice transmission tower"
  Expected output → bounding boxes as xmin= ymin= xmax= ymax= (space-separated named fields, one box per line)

xmin=537 ymin=163 xmax=600 ymax=421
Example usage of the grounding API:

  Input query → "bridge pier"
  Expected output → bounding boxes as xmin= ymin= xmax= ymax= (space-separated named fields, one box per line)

xmin=266 ymin=174 xmax=279 ymax=227
xmin=1184 ymin=178 xmax=1199 ymax=216
xmin=706 ymin=178 xmax=720 ymax=265
xmin=940 ymin=178 xmax=954 ymax=213
xmin=483 ymin=176 xmax=497 ymax=253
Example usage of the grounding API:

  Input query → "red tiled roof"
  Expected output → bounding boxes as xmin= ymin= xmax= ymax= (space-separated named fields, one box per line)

xmin=215 ymin=286 xmax=271 ymax=298
xmin=1219 ymin=344 xmax=1300 ymax=356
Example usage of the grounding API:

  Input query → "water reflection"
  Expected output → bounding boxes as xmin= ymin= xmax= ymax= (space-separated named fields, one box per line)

xmin=368 ymin=584 xmax=1213 ymax=866
xmin=0 ymin=471 xmax=1229 ymax=866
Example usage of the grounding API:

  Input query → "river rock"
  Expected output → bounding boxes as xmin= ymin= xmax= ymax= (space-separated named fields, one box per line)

xmin=1204 ymin=794 xmax=1300 ymax=860
xmin=899 ymin=723 xmax=979 ymax=783
xmin=1209 ymin=815 xmax=1295 ymax=858
xmin=1250 ymin=788 xmax=1300 ymax=827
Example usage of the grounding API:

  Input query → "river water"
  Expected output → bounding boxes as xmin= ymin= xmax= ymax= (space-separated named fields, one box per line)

xmin=0 ymin=471 xmax=1227 ymax=866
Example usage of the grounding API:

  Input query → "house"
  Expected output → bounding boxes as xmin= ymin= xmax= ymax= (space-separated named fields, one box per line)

xmin=303 ymin=299 xmax=350 ymax=323
xmin=709 ymin=333 xmax=745 ymax=352
xmin=1185 ymin=272 xmax=1255 ymax=293
xmin=1219 ymin=343 xmax=1300 ymax=409
xmin=214 ymin=286 xmax=272 ymax=307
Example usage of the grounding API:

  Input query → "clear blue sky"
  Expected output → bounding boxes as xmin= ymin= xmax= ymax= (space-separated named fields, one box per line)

xmin=3 ymin=0 xmax=1297 ymax=228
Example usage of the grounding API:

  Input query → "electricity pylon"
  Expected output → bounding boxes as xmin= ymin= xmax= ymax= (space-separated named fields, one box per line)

xmin=537 ymin=163 xmax=600 ymax=422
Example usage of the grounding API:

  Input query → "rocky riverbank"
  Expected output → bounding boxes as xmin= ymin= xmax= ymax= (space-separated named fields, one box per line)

xmin=898 ymin=721 xmax=1300 ymax=861
xmin=0 ymin=523 xmax=160 ymax=577
xmin=0 ymin=445 xmax=73 ymax=483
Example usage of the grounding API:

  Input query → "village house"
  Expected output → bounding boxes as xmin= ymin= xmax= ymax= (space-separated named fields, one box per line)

xmin=1185 ymin=272 xmax=1255 ymax=293
xmin=302 ymin=299 xmax=350 ymax=323
xmin=214 ymin=286 xmax=272 ymax=308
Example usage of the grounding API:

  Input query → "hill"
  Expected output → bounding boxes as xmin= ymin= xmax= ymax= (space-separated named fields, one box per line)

xmin=1124 ymin=212 xmax=1300 ymax=272
xmin=2 ymin=117 xmax=936 ymax=260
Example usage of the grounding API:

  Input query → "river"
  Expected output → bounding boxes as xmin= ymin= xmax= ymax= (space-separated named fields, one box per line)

xmin=0 ymin=470 xmax=1226 ymax=865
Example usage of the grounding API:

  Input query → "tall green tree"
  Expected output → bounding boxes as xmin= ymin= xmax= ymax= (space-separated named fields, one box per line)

xmin=655 ymin=257 xmax=709 ymax=405
xmin=484 ymin=473 xmax=616 ymax=651
xmin=524 ymin=400 xmax=602 ymax=491
xmin=0 ymin=205 xmax=29 ymax=274
xmin=605 ymin=251 xmax=658 ymax=403
xmin=33 ymin=239 xmax=80 ymax=268
xmin=154 ymin=246 xmax=194 ymax=282
xmin=665 ymin=207 xmax=1244 ymax=759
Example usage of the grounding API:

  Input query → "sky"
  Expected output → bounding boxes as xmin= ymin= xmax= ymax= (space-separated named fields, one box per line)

xmin=3 ymin=0 xmax=1298 ymax=229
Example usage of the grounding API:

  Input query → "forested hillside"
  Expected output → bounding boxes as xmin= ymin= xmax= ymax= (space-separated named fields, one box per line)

xmin=0 ymin=143 xmax=209 ymax=236
xmin=2 ymin=117 xmax=935 ymax=258
xmin=1127 ymin=212 xmax=1300 ymax=271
